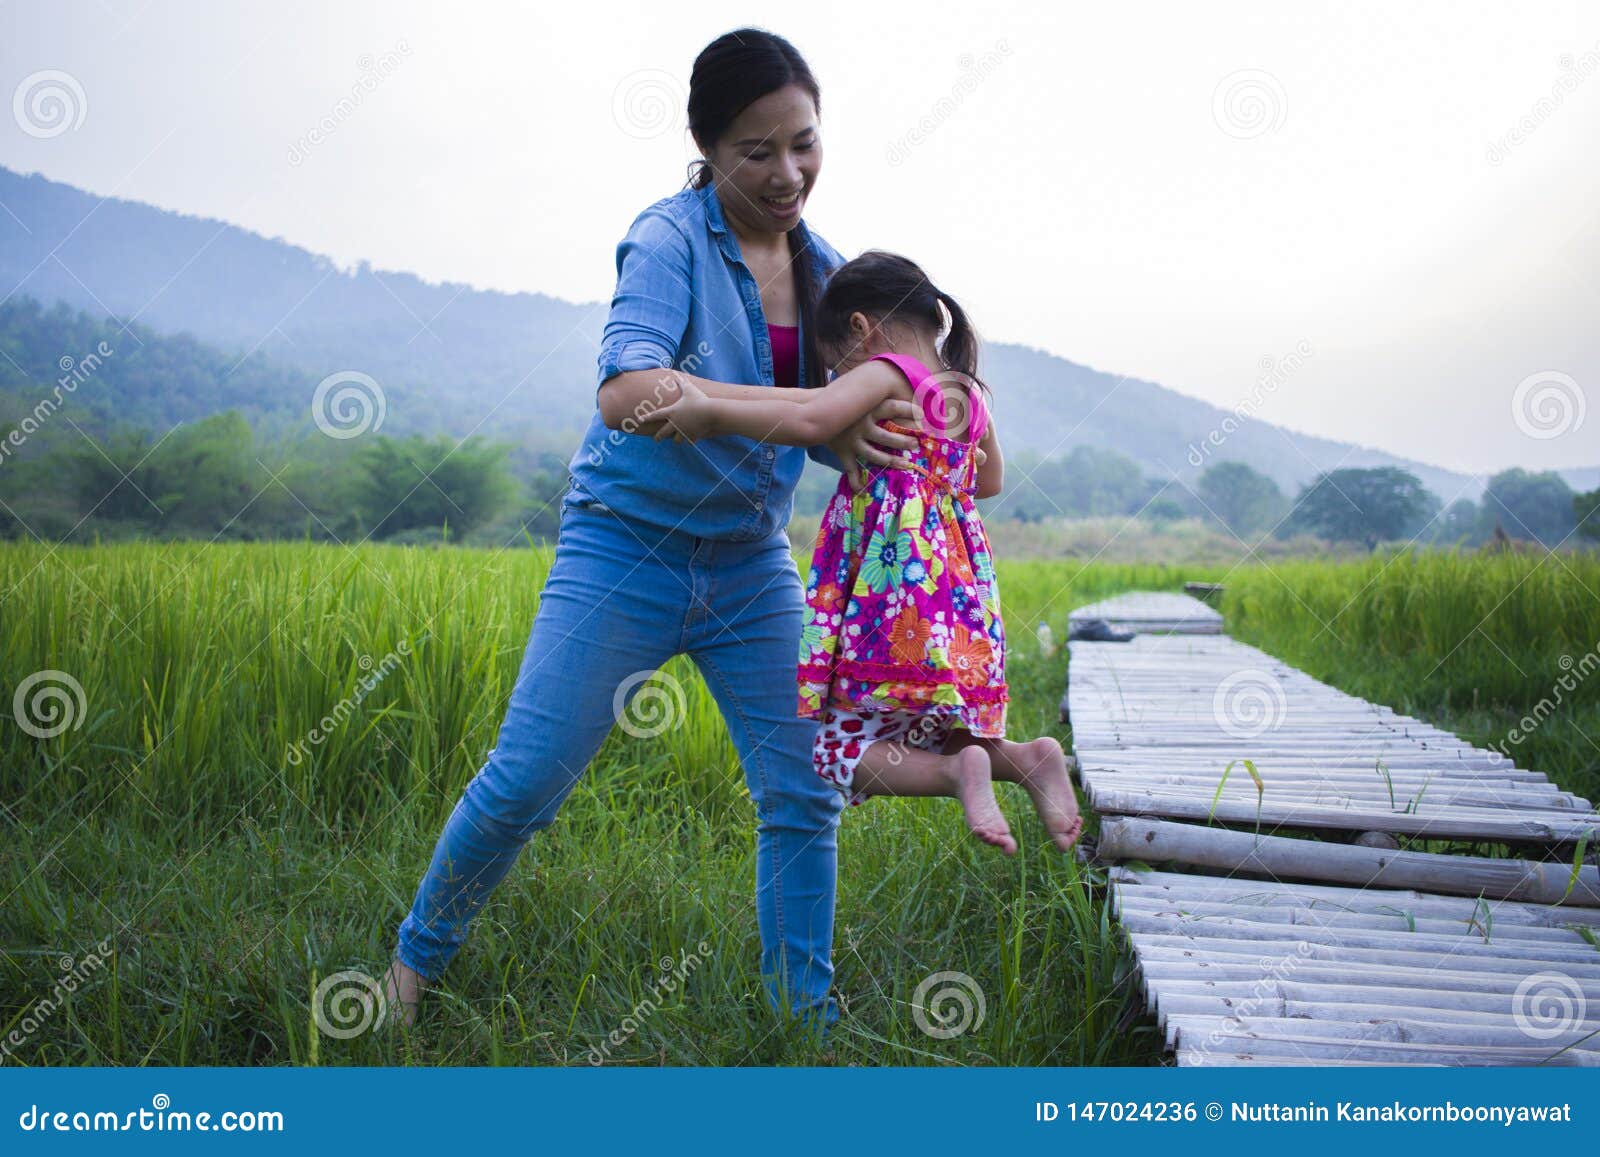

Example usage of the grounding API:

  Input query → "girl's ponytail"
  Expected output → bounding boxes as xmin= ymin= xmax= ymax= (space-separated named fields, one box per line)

xmin=934 ymin=288 xmax=984 ymax=394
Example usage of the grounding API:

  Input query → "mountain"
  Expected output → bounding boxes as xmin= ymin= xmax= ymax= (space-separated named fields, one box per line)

xmin=973 ymin=341 xmax=1486 ymax=501
xmin=1 ymin=163 xmax=1584 ymax=500
xmin=0 ymin=165 xmax=601 ymax=450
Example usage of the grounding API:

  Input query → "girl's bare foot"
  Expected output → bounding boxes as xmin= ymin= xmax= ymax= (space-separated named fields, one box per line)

xmin=1014 ymin=737 xmax=1084 ymax=851
xmin=948 ymin=746 xmax=1017 ymax=855
xmin=850 ymin=737 xmax=1015 ymax=854
xmin=381 ymin=957 xmax=426 ymax=1028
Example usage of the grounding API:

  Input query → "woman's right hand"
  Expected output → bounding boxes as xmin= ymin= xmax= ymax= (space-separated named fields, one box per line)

xmin=829 ymin=399 xmax=923 ymax=491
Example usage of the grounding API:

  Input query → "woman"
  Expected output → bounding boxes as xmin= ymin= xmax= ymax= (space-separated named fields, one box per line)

xmin=384 ymin=28 xmax=920 ymax=1032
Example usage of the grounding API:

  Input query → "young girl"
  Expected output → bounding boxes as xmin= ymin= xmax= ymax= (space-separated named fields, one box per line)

xmin=649 ymin=251 xmax=1084 ymax=854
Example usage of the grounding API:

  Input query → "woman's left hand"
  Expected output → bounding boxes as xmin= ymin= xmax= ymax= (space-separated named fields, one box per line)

xmin=651 ymin=375 xmax=716 ymax=443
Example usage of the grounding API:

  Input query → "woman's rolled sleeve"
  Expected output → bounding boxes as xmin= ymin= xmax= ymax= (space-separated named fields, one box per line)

xmin=597 ymin=209 xmax=694 ymax=389
xmin=806 ymin=443 xmax=847 ymax=471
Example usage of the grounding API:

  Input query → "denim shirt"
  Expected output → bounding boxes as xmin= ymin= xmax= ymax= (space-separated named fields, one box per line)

xmin=566 ymin=181 xmax=848 ymax=542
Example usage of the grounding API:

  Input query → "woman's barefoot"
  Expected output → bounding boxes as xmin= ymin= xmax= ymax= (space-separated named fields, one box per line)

xmin=381 ymin=957 xmax=426 ymax=1028
xmin=948 ymin=746 xmax=1017 ymax=855
xmin=1015 ymin=737 xmax=1085 ymax=852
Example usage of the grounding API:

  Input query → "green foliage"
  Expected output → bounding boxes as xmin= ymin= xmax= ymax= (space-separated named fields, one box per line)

xmin=1434 ymin=497 xmax=1482 ymax=546
xmin=4 ymin=408 xmax=524 ymax=544
xmin=1480 ymin=468 xmax=1576 ymax=545
xmin=355 ymin=433 xmax=517 ymax=541
xmin=1286 ymin=466 xmax=1437 ymax=550
xmin=67 ymin=412 xmax=260 ymax=532
xmin=1196 ymin=460 xmax=1287 ymax=536
xmin=1141 ymin=497 xmax=1188 ymax=525
xmin=1224 ymin=550 xmax=1600 ymax=802
xmin=0 ymin=296 xmax=567 ymax=545
xmin=990 ymin=445 xmax=1166 ymax=523
xmin=1577 ymin=487 xmax=1600 ymax=542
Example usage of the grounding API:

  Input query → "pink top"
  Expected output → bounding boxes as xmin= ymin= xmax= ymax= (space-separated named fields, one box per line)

xmin=768 ymin=323 xmax=799 ymax=389
xmin=869 ymin=352 xmax=989 ymax=443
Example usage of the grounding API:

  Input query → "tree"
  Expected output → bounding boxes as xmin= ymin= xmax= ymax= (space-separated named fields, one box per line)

xmin=1196 ymin=461 xmax=1286 ymax=536
xmin=1479 ymin=468 xmax=1576 ymax=545
xmin=1288 ymin=467 xmax=1437 ymax=551
xmin=1575 ymin=486 xmax=1600 ymax=542
xmin=997 ymin=446 xmax=1153 ymax=521
xmin=356 ymin=433 xmax=516 ymax=540
xmin=70 ymin=426 xmax=165 ymax=526
xmin=147 ymin=411 xmax=259 ymax=532
xmin=67 ymin=412 xmax=286 ymax=537
xmin=1435 ymin=497 xmax=1481 ymax=546
xmin=1141 ymin=497 xmax=1188 ymax=526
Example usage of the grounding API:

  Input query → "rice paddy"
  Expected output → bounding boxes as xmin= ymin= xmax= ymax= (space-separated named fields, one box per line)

xmin=2 ymin=540 xmax=1594 ymax=1065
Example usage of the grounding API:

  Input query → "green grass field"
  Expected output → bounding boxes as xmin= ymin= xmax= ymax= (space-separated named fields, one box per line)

xmin=2 ymin=540 xmax=1595 ymax=1065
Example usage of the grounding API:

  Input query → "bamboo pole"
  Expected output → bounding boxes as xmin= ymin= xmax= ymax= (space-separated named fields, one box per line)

xmin=1131 ymin=940 xmax=1600 ymax=979
xmin=1108 ymin=868 xmax=1600 ymax=931
xmin=1175 ymin=1036 xmax=1598 ymax=1066
xmin=1115 ymin=901 xmax=1591 ymax=942
xmin=1088 ymin=788 xmax=1600 ymax=842
xmin=1098 ymin=816 xmax=1600 ymax=906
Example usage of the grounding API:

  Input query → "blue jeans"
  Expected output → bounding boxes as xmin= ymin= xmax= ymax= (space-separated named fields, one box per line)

xmin=395 ymin=494 xmax=844 ymax=1029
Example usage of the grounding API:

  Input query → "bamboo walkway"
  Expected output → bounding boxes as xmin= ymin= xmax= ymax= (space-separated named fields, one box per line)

xmin=1066 ymin=591 xmax=1600 ymax=1066
xmin=1069 ymin=590 xmax=1223 ymax=635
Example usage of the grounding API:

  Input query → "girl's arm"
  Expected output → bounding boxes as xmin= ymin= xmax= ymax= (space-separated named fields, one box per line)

xmin=604 ymin=365 xmax=923 ymax=489
xmin=600 ymin=369 xmax=796 ymax=430
xmin=973 ymin=415 xmax=1003 ymax=499
xmin=649 ymin=360 xmax=911 ymax=448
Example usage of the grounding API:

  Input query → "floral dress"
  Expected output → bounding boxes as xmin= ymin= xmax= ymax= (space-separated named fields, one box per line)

xmin=797 ymin=352 xmax=1007 ymax=802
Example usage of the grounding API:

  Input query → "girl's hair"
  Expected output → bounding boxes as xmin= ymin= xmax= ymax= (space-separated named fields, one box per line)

xmin=686 ymin=28 xmax=826 ymax=388
xmin=815 ymin=250 xmax=988 ymax=396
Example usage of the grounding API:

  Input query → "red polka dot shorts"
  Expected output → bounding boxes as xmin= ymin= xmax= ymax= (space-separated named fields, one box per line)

xmin=812 ymin=705 xmax=956 ymax=807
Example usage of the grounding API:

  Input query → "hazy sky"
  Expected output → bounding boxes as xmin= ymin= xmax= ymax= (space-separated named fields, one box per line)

xmin=3 ymin=0 xmax=1597 ymax=474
